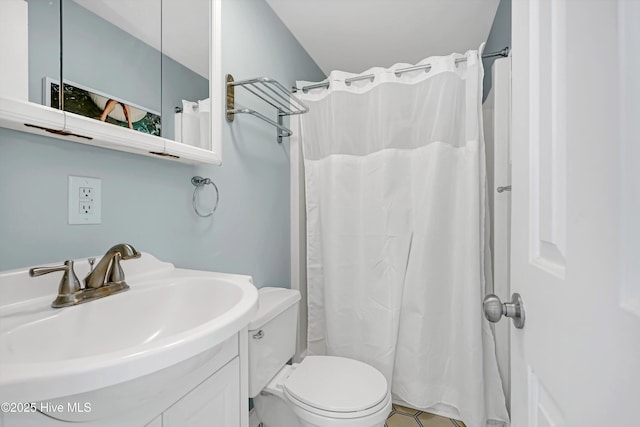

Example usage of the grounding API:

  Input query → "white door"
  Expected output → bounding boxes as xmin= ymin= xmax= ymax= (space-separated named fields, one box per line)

xmin=508 ymin=0 xmax=640 ymax=426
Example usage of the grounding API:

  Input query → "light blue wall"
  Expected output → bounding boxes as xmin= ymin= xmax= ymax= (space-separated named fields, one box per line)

xmin=482 ymin=0 xmax=511 ymax=100
xmin=0 ymin=0 xmax=325 ymax=290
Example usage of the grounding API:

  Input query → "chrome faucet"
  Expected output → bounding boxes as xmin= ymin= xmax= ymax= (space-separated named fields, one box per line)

xmin=29 ymin=243 xmax=141 ymax=308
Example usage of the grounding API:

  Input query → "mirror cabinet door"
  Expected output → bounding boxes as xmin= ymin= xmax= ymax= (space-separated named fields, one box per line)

xmin=0 ymin=0 xmax=219 ymax=162
xmin=27 ymin=0 xmax=62 ymax=108
xmin=161 ymin=0 xmax=211 ymax=150
xmin=0 ymin=0 xmax=62 ymax=108
xmin=61 ymin=0 xmax=162 ymax=137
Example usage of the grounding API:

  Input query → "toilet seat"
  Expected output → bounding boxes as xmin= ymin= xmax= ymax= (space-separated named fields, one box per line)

xmin=283 ymin=356 xmax=389 ymax=419
xmin=284 ymin=388 xmax=391 ymax=420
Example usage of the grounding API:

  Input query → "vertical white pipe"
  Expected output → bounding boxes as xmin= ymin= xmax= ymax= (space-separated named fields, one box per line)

xmin=290 ymin=114 xmax=308 ymax=362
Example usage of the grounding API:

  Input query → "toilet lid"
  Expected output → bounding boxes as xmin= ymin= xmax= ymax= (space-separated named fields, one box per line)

xmin=284 ymin=356 xmax=388 ymax=413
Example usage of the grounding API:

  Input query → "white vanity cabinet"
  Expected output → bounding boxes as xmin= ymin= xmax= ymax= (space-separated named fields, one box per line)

xmin=144 ymin=357 xmax=241 ymax=427
xmin=162 ymin=357 xmax=240 ymax=427
xmin=1 ymin=334 xmax=244 ymax=427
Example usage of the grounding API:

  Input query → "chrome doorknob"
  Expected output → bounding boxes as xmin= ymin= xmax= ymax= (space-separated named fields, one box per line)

xmin=483 ymin=293 xmax=525 ymax=329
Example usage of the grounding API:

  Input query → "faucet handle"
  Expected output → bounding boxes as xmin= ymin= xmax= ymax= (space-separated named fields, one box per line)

xmin=30 ymin=262 xmax=70 ymax=277
xmin=107 ymin=252 xmax=126 ymax=284
xmin=30 ymin=260 xmax=82 ymax=308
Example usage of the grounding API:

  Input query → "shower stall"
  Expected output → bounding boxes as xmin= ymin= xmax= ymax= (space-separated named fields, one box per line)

xmin=289 ymin=51 xmax=512 ymax=427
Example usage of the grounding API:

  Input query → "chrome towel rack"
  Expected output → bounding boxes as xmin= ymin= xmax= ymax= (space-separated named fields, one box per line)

xmin=225 ymin=74 xmax=309 ymax=143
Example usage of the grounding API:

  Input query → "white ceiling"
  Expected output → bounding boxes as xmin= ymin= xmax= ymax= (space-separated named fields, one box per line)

xmin=71 ymin=0 xmax=499 ymax=79
xmin=73 ymin=0 xmax=209 ymax=78
xmin=265 ymin=0 xmax=500 ymax=75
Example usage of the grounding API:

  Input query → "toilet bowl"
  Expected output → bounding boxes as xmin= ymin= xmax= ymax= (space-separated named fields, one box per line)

xmin=248 ymin=287 xmax=391 ymax=427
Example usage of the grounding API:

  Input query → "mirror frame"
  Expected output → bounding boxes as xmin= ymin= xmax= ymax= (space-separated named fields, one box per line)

xmin=209 ymin=0 xmax=223 ymax=165
xmin=167 ymin=0 xmax=223 ymax=165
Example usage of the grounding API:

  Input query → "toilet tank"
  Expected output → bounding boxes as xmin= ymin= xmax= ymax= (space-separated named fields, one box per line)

xmin=248 ymin=287 xmax=301 ymax=398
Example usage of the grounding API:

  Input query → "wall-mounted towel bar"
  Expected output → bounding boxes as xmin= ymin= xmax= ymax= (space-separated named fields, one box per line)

xmin=225 ymin=74 xmax=309 ymax=143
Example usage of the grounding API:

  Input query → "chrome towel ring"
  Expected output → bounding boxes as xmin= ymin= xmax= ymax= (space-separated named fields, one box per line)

xmin=191 ymin=176 xmax=219 ymax=218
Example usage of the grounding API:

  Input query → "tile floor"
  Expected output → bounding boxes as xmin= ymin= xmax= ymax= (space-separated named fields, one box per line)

xmin=385 ymin=404 xmax=466 ymax=427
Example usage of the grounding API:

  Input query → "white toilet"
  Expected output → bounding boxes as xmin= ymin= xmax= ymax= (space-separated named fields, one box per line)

xmin=248 ymin=287 xmax=392 ymax=427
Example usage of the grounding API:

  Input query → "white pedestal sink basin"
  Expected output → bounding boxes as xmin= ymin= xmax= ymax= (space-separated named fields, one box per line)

xmin=0 ymin=253 xmax=258 ymax=424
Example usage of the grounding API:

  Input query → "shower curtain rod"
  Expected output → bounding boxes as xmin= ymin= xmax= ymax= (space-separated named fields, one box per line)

xmin=296 ymin=46 xmax=510 ymax=93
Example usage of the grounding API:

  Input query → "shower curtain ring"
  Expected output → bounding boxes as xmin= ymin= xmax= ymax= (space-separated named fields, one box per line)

xmin=191 ymin=176 xmax=219 ymax=218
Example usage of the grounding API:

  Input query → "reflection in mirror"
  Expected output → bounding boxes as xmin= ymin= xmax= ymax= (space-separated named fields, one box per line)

xmin=27 ymin=0 xmax=62 ymax=108
xmin=45 ymin=78 xmax=162 ymax=135
xmin=61 ymin=0 xmax=162 ymax=136
xmin=55 ymin=0 xmax=211 ymax=146
xmin=162 ymin=0 xmax=210 ymax=149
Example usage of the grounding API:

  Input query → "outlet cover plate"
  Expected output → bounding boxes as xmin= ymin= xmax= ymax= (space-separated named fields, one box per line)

xmin=68 ymin=176 xmax=102 ymax=225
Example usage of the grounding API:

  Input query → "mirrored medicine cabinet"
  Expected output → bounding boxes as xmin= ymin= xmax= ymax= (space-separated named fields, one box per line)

xmin=0 ymin=0 xmax=222 ymax=165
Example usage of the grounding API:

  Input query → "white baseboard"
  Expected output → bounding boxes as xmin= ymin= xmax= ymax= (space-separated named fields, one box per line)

xmin=249 ymin=409 xmax=261 ymax=427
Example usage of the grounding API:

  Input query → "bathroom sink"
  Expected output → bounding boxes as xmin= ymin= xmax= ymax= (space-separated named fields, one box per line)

xmin=0 ymin=253 xmax=258 ymax=403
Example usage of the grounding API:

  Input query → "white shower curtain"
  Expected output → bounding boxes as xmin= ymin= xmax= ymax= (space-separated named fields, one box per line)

xmin=295 ymin=49 xmax=509 ymax=427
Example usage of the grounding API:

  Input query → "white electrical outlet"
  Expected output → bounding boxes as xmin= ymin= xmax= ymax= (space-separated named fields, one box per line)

xmin=79 ymin=187 xmax=93 ymax=200
xmin=79 ymin=201 xmax=93 ymax=214
xmin=69 ymin=176 xmax=102 ymax=224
